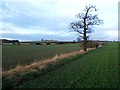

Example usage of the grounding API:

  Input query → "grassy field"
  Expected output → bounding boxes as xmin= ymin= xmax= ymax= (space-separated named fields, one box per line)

xmin=2 ymin=42 xmax=119 ymax=88
xmin=2 ymin=43 xmax=81 ymax=71
xmin=17 ymin=42 xmax=118 ymax=88
xmin=2 ymin=42 xmax=118 ymax=88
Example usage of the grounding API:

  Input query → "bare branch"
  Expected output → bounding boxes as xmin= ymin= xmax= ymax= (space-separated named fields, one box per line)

xmin=69 ymin=29 xmax=83 ymax=35
xmin=84 ymin=4 xmax=98 ymax=12
xmin=78 ymin=34 xmax=83 ymax=38
xmin=76 ymin=13 xmax=84 ymax=19
xmin=69 ymin=4 xmax=103 ymax=51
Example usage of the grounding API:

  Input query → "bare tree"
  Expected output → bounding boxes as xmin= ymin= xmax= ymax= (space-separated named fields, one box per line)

xmin=69 ymin=4 xmax=103 ymax=51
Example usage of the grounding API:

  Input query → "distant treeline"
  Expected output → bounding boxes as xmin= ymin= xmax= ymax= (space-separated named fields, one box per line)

xmin=22 ymin=41 xmax=78 ymax=45
xmin=1 ymin=39 xmax=117 ymax=46
xmin=0 ymin=39 xmax=19 ymax=43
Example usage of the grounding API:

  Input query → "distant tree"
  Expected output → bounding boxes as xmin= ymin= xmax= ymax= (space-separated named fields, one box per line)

xmin=73 ymin=40 xmax=76 ymax=42
xmin=41 ymin=39 xmax=44 ymax=42
xmin=69 ymin=4 xmax=103 ymax=51
xmin=77 ymin=37 xmax=81 ymax=42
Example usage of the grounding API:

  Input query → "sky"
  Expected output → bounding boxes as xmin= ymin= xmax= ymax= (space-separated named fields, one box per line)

xmin=0 ymin=0 xmax=119 ymax=41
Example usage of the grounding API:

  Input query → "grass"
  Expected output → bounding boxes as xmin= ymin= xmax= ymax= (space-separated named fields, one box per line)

xmin=2 ymin=49 xmax=88 ymax=77
xmin=2 ymin=42 xmax=118 ymax=88
xmin=17 ymin=42 xmax=118 ymax=88
xmin=2 ymin=43 xmax=81 ymax=71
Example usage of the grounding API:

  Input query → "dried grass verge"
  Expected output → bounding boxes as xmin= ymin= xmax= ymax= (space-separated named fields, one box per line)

xmin=2 ymin=48 xmax=95 ymax=77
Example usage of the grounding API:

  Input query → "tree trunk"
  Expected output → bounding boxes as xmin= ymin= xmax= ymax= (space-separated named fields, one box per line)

xmin=83 ymin=38 xmax=87 ymax=51
xmin=83 ymin=16 xmax=87 ymax=51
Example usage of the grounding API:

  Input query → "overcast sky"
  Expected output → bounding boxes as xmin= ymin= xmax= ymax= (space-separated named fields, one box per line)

xmin=0 ymin=0 xmax=119 ymax=41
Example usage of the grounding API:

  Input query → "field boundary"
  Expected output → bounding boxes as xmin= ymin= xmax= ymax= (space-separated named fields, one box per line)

xmin=2 ymin=48 xmax=95 ymax=77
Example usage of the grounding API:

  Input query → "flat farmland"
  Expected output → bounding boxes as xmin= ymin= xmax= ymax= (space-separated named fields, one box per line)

xmin=18 ymin=42 xmax=118 ymax=88
xmin=2 ymin=42 xmax=119 ymax=88
xmin=2 ymin=43 xmax=81 ymax=71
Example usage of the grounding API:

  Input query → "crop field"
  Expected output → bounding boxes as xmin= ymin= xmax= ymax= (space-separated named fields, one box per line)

xmin=2 ymin=42 xmax=118 ymax=88
xmin=20 ymin=42 xmax=118 ymax=88
xmin=18 ymin=42 xmax=118 ymax=88
xmin=2 ymin=43 xmax=81 ymax=71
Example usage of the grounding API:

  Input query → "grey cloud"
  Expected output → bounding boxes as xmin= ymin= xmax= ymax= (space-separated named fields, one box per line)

xmin=2 ymin=13 xmax=41 ymax=28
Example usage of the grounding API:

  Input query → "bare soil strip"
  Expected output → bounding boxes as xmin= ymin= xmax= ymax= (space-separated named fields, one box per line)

xmin=2 ymin=48 xmax=95 ymax=77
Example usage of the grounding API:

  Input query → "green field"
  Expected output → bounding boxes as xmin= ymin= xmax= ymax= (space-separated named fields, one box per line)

xmin=2 ymin=43 xmax=81 ymax=71
xmin=17 ymin=42 xmax=118 ymax=88
xmin=2 ymin=42 xmax=118 ymax=88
